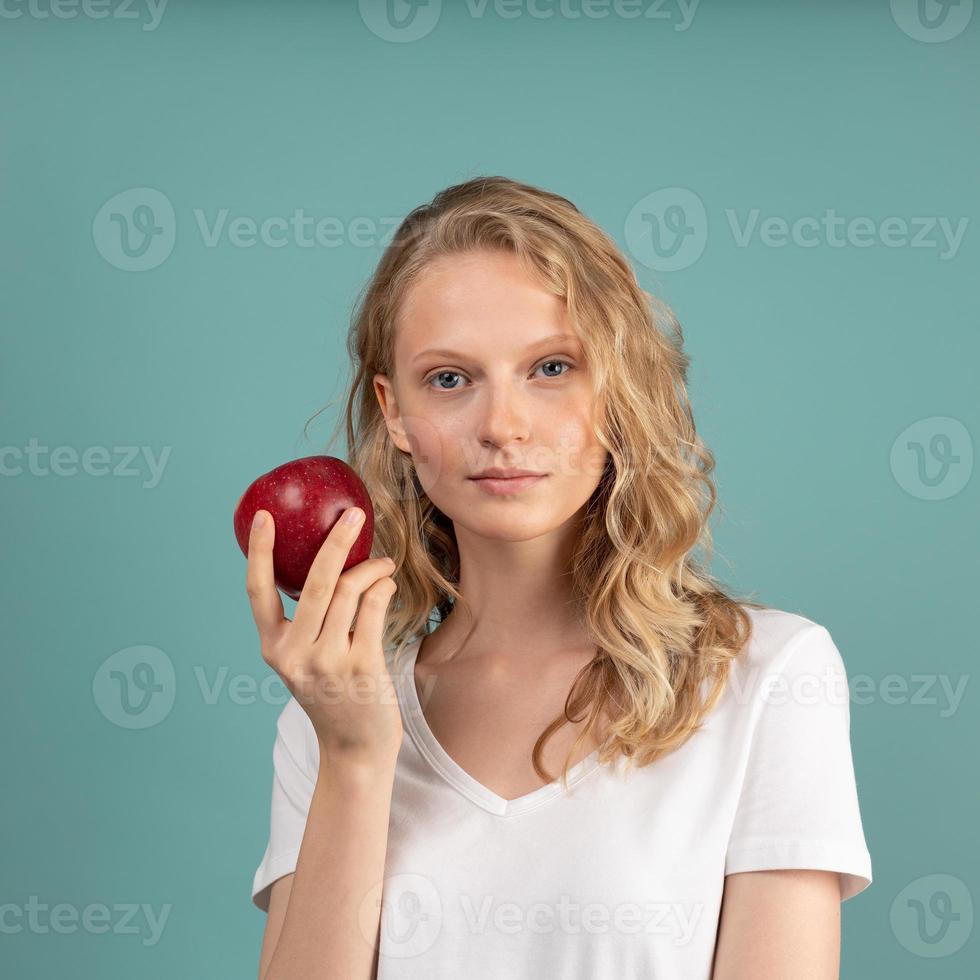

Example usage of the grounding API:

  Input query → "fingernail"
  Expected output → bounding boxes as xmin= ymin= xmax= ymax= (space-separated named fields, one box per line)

xmin=252 ymin=511 xmax=266 ymax=529
xmin=344 ymin=507 xmax=364 ymax=525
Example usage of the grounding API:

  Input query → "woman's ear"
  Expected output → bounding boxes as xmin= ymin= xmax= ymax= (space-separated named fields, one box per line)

xmin=373 ymin=373 xmax=412 ymax=454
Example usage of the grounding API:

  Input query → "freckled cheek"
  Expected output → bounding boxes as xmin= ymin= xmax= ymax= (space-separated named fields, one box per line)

xmin=404 ymin=407 xmax=470 ymax=484
xmin=549 ymin=416 xmax=608 ymax=483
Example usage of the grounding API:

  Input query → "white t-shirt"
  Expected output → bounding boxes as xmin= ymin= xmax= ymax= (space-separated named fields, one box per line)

xmin=252 ymin=605 xmax=872 ymax=978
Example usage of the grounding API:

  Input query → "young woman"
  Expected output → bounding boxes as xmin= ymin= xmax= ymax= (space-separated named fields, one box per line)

xmin=248 ymin=177 xmax=872 ymax=979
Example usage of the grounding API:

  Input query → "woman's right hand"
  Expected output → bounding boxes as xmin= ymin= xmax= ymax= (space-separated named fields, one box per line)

xmin=244 ymin=506 xmax=404 ymax=771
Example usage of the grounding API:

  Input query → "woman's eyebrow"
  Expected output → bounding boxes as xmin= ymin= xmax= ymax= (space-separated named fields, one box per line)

xmin=412 ymin=333 xmax=580 ymax=363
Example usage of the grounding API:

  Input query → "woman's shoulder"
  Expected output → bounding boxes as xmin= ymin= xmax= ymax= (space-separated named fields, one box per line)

xmin=696 ymin=603 xmax=855 ymax=755
xmin=729 ymin=603 xmax=846 ymax=695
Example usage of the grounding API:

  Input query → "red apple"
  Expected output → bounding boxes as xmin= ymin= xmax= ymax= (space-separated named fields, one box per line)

xmin=233 ymin=455 xmax=375 ymax=600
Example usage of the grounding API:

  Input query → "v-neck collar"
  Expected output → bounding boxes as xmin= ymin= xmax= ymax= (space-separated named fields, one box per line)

xmin=394 ymin=635 xmax=604 ymax=818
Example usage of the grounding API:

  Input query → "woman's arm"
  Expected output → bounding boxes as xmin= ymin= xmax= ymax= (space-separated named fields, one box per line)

xmin=245 ymin=507 xmax=402 ymax=980
xmin=258 ymin=875 xmax=292 ymax=979
xmin=260 ymin=760 xmax=396 ymax=980
xmin=711 ymin=869 xmax=842 ymax=980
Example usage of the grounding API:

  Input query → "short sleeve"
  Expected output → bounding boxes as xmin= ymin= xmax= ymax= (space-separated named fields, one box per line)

xmin=251 ymin=697 xmax=319 ymax=912
xmin=724 ymin=624 xmax=873 ymax=902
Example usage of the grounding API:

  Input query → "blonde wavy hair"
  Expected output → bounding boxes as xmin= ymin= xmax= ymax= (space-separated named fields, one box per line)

xmin=312 ymin=175 xmax=766 ymax=789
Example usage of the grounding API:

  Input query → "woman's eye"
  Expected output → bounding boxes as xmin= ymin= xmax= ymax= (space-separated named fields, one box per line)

xmin=536 ymin=359 xmax=571 ymax=379
xmin=427 ymin=370 xmax=465 ymax=390
xmin=425 ymin=360 xmax=572 ymax=390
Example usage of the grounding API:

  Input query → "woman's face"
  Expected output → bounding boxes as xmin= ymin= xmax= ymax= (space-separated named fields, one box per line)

xmin=373 ymin=248 xmax=609 ymax=542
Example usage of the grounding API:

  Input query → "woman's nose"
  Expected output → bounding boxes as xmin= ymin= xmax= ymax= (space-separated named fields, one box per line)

xmin=475 ymin=382 xmax=531 ymax=447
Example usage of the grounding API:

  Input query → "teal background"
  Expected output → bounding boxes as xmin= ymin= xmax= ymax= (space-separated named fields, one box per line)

xmin=2 ymin=1 xmax=977 ymax=976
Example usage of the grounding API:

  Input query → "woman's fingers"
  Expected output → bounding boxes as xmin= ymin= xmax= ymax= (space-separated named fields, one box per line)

xmin=292 ymin=507 xmax=366 ymax=643
xmin=245 ymin=510 xmax=285 ymax=644
xmin=247 ymin=504 xmax=396 ymax=660
xmin=318 ymin=559 xmax=396 ymax=651
xmin=349 ymin=575 xmax=398 ymax=664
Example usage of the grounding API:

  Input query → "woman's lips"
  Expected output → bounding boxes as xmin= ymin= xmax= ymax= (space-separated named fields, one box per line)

xmin=470 ymin=474 xmax=547 ymax=495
